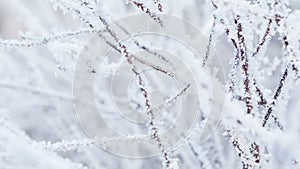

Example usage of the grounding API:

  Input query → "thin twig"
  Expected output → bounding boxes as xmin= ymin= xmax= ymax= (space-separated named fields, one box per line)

xmin=235 ymin=15 xmax=253 ymax=115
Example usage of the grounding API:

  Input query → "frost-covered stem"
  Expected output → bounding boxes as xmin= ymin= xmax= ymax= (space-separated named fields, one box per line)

xmin=116 ymin=23 xmax=172 ymax=65
xmin=226 ymin=27 xmax=240 ymax=93
xmin=249 ymin=142 xmax=260 ymax=164
xmin=251 ymin=18 xmax=273 ymax=58
xmin=203 ymin=14 xmax=216 ymax=67
xmin=281 ymin=35 xmax=299 ymax=77
xmin=262 ymin=64 xmax=289 ymax=127
xmin=42 ymin=136 xmax=148 ymax=152
xmin=273 ymin=0 xmax=299 ymax=77
xmin=97 ymin=32 xmax=177 ymax=80
xmin=49 ymin=0 xmax=95 ymax=28
xmin=133 ymin=39 xmax=171 ymax=64
xmin=271 ymin=114 xmax=284 ymax=130
xmin=152 ymin=0 xmax=163 ymax=12
xmin=211 ymin=1 xmax=240 ymax=93
xmin=0 ymin=28 xmax=101 ymax=48
xmin=132 ymin=68 xmax=173 ymax=169
xmin=99 ymin=29 xmax=180 ymax=83
xmin=235 ymin=16 xmax=253 ymax=115
xmin=203 ymin=0 xmax=218 ymax=66
xmin=253 ymin=79 xmax=267 ymax=106
xmin=187 ymin=142 xmax=205 ymax=167
xmin=226 ymin=130 xmax=252 ymax=169
xmin=153 ymin=84 xmax=190 ymax=112
xmin=187 ymin=141 xmax=214 ymax=169
xmin=128 ymin=0 xmax=163 ymax=26
xmin=253 ymin=78 xmax=284 ymax=129
xmin=165 ymin=84 xmax=190 ymax=105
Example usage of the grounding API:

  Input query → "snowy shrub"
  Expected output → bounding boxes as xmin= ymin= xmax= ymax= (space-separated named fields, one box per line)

xmin=0 ymin=0 xmax=300 ymax=169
